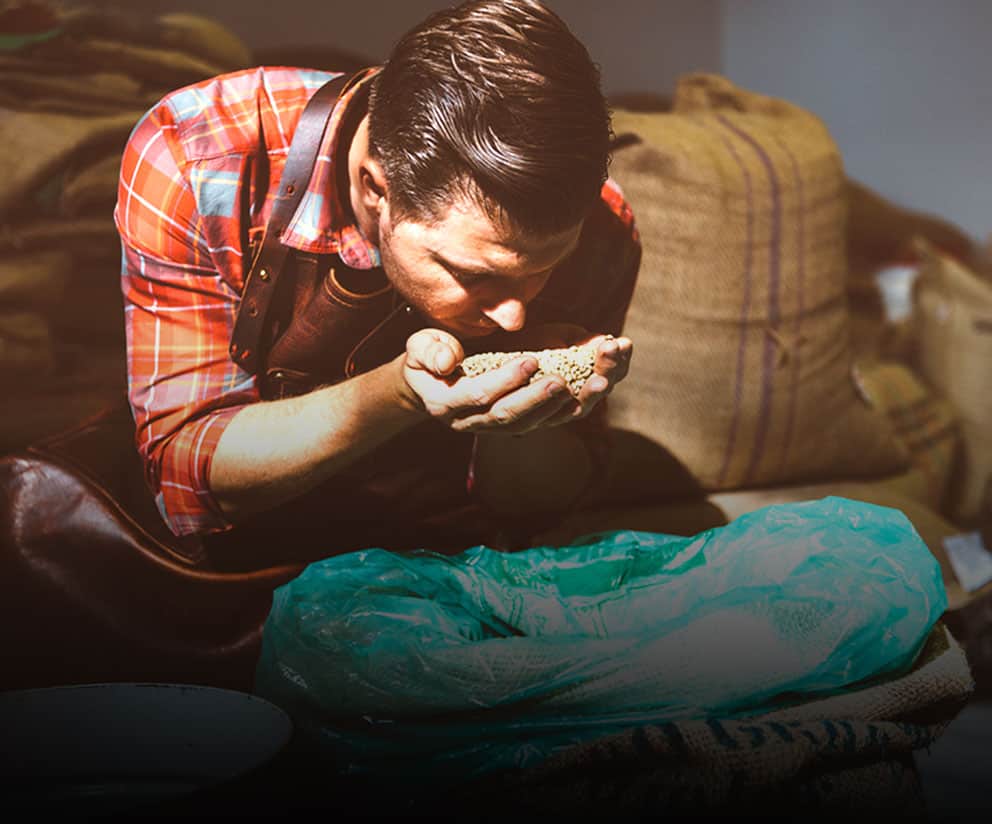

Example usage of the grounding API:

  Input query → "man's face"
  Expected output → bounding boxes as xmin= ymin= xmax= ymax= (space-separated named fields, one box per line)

xmin=377 ymin=196 xmax=583 ymax=339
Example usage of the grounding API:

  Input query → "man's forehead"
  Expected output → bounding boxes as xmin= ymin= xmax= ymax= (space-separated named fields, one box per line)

xmin=421 ymin=200 xmax=583 ymax=274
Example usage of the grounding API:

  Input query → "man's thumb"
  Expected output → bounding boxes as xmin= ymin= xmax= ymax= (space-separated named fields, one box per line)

xmin=406 ymin=329 xmax=463 ymax=376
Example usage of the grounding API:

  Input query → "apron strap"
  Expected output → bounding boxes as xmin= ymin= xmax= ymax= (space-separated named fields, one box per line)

xmin=229 ymin=72 xmax=354 ymax=375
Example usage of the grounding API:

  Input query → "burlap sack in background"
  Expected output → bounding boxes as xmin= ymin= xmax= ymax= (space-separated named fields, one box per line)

xmin=0 ymin=311 xmax=54 ymax=377
xmin=456 ymin=622 xmax=971 ymax=815
xmin=59 ymin=153 xmax=122 ymax=218
xmin=851 ymin=359 xmax=960 ymax=514
xmin=0 ymin=250 xmax=70 ymax=307
xmin=0 ymin=3 xmax=251 ymax=452
xmin=607 ymin=73 xmax=908 ymax=491
xmin=913 ymin=241 xmax=992 ymax=525
xmin=846 ymin=178 xmax=975 ymax=280
xmin=0 ymin=109 xmax=141 ymax=220
xmin=844 ymin=180 xmax=975 ymax=362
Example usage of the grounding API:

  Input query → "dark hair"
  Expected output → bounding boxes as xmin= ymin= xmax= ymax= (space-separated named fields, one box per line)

xmin=367 ymin=0 xmax=611 ymax=235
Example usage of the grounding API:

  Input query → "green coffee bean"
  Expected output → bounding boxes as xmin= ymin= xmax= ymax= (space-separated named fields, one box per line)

xmin=461 ymin=340 xmax=601 ymax=397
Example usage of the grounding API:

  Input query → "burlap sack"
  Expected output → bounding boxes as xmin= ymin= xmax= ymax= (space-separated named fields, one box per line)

xmin=0 ymin=67 xmax=151 ymax=115
xmin=520 ymin=486 xmax=977 ymax=813
xmin=62 ymin=38 xmax=230 ymax=91
xmin=0 ymin=250 xmax=71 ymax=308
xmin=846 ymin=178 xmax=975 ymax=279
xmin=851 ymin=359 xmax=961 ymax=513
xmin=59 ymin=153 xmax=122 ymax=219
xmin=54 ymin=7 xmax=253 ymax=76
xmin=843 ymin=180 xmax=974 ymax=361
xmin=913 ymin=242 xmax=992 ymax=524
xmin=452 ymin=621 xmax=970 ymax=814
xmin=157 ymin=12 xmax=254 ymax=72
xmin=0 ymin=109 xmax=141 ymax=220
xmin=0 ymin=311 xmax=54 ymax=377
xmin=0 ymin=340 xmax=125 ymax=453
xmin=0 ymin=217 xmax=119 ymax=259
xmin=608 ymin=74 xmax=908 ymax=491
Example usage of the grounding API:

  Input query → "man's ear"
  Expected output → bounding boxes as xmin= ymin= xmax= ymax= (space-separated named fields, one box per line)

xmin=358 ymin=156 xmax=388 ymax=216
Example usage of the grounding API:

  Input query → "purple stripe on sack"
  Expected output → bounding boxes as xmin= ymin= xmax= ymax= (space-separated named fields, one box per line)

xmin=771 ymin=134 xmax=805 ymax=475
xmin=709 ymin=119 xmax=755 ymax=489
xmin=716 ymin=115 xmax=782 ymax=486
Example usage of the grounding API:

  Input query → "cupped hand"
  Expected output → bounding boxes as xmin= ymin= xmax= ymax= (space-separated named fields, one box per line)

xmin=475 ymin=323 xmax=633 ymax=428
xmin=400 ymin=328 xmax=576 ymax=434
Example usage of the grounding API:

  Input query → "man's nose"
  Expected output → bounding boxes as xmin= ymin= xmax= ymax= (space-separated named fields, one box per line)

xmin=482 ymin=297 xmax=527 ymax=332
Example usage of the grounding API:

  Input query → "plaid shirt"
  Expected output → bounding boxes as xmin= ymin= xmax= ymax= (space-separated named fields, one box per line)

xmin=116 ymin=66 xmax=637 ymax=537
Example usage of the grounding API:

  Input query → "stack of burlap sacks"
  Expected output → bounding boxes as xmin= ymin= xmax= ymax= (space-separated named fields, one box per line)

xmin=0 ymin=1 xmax=252 ymax=450
xmin=549 ymin=72 xmax=992 ymax=645
xmin=459 ymin=624 xmax=971 ymax=815
xmin=525 ymin=73 xmax=986 ymax=811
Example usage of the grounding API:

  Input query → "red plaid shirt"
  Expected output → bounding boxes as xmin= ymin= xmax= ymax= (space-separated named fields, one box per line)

xmin=116 ymin=66 xmax=637 ymax=537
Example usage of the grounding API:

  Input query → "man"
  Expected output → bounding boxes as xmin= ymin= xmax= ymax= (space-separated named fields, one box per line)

xmin=116 ymin=0 xmax=640 ymax=568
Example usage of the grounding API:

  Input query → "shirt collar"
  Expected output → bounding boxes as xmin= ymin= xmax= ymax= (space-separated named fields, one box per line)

xmin=281 ymin=67 xmax=382 ymax=269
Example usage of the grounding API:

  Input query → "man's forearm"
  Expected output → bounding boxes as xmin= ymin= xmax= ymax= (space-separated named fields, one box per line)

xmin=209 ymin=354 xmax=423 ymax=522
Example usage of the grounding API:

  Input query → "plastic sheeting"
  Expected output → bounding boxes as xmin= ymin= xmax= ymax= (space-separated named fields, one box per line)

xmin=255 ymin=497 xmax=947 ymax=777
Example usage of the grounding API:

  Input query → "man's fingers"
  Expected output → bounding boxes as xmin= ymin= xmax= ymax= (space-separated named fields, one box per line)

xmin=571 ymin=372 xmax=611 ymax=414
xmin=406 ymin=327 xmax=633 ymax=433
xmin=594 ymin=335 xmax=633 ymax=380
xmin=555 ymin=337 xmax=633 ymax=421
xmin=406 ymin=328 xmax=464 ymax=376
xmin=451 ymin=375 xmax=571 ymax=432
xmin=450 ymin=356 xmax=539 ymax=411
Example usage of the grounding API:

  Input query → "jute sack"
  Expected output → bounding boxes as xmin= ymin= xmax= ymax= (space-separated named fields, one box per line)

xmin=0 ymin=251 xmax=70 ymax=308
xmin=59 ymin=153 xmax=123 ymax=219
xmin=607 ymin=74 xmax=907 ymax=491
xmin=0 ymin=218 xmax=119 ymax=258
xmin=0 ymin=109 xmax=141 ymax=220
xmin=913 ymin=241 xmax=992 ymax=524
xmin=0 ymin=311 xmax=54 ymax=378
xmin=850 ymin=359 xmax=960 ymax=513
xmin=456 ymin=622 xmax=970 ymax=814
xmin=844 ymin=179 xmax=974 ymax=361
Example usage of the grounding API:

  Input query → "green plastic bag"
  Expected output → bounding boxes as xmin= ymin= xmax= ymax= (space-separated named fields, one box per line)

xmin=254 ymin=497 xmax=946 ymax=778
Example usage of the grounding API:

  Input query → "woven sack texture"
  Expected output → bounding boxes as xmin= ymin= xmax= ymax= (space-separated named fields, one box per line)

xmin=457 ymin=623 xmax=971 ymax=814
xmin=844 ymin=180 xmax=973 ymax=360
xmin=851 ymin=359 xmax=961 ymax=513
xmin=0 ymin=4 xmax=249 ymax=449
xmin=913 ymin=242 xmax=992 ymax=524
xmin=0 ymin=251 xmax=70 ymax=308
xmin=845 ymin=178 xmax=975 ymax=279
xmin=0 ymin=311 xmax=54 ymax=377
xmin=607 ymin=73 xmax=908 ymax=490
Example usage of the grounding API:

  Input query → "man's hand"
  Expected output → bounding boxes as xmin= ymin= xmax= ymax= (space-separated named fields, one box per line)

xmin=469 ymin=322 xmax=634 ymax=428
xmin=400 ymin=324 xmax=633 ymax=435
xmin=401 ymin=328 xmax=577 ymax=434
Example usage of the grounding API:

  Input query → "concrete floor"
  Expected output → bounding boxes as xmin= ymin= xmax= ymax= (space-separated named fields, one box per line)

xmin=916 ymin=696 xmax=992 ymax=819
